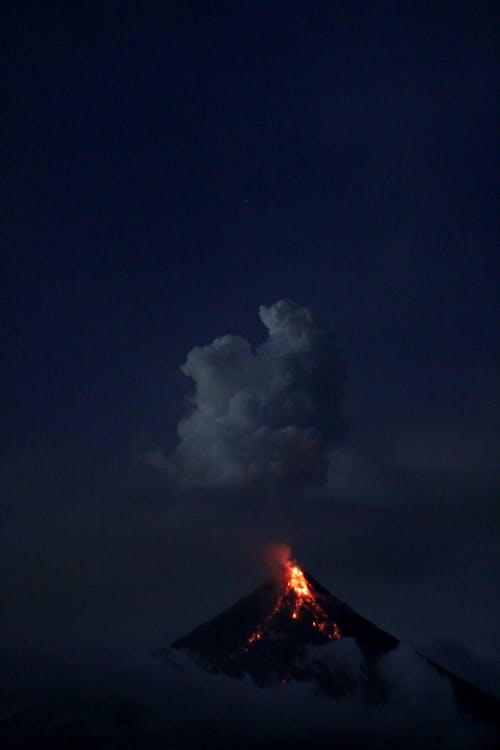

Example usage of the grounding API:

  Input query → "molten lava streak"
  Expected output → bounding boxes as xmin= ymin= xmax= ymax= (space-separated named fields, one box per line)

xmin=245 ymin=560 xmax=341 ymax=651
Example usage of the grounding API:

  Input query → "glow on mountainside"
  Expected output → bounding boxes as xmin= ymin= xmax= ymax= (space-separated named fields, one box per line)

xmin=245 ymin=559 xmax=341 ymax=650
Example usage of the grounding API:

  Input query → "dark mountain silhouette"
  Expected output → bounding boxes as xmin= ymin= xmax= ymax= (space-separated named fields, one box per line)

xmin=172 ymin=562 xmax=500 ymax=727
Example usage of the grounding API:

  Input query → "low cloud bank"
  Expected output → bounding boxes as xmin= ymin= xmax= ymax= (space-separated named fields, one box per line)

xmin=1 ymin=643 xmax=496 ymax=749
xmin=125 ymin=646 xmax=498 ymax=748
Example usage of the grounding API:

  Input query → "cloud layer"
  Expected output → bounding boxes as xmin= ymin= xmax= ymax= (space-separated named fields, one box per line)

xmin=152 ymin=300 xmax=346 ymax=489
xmin=2 ymin=643 xmax=493 ymax=749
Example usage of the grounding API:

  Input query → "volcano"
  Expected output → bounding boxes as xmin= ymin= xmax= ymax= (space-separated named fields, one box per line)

xmin=2 ymin=561 xmax=498 ymax=749
xmin=172 ymin=561 xmax=398 ymax=696
xmin=172 ymin=559 xmax=499 ymax=727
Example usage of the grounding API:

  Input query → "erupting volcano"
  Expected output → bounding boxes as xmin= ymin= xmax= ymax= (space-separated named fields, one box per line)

xmin=172 ymin=550 xmax=398 ymax=694
xmin=171 ymin=550 xmax=500 ymax=729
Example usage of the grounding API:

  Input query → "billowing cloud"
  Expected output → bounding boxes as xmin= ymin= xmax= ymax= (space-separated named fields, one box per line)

xmin=151 ymin=300 xmax=347 ymax=489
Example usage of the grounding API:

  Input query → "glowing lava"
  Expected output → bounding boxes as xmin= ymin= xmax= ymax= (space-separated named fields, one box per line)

xmin=245 ymin=559 xmax=341 ymax=651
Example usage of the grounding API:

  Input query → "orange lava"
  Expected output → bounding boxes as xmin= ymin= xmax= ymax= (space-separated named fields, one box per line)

xmin=245 ymin=560 xmax=341 ymax=651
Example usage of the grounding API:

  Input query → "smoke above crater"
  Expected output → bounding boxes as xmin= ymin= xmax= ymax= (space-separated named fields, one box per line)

xmin=150 ymin=301 xmax=347 ymax=490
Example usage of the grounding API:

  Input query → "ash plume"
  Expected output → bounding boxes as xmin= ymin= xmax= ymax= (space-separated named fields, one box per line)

xmin=264 ymin=542 xmax=293 ymax=574
xmin=150 ymin=300 xmax=347 ymax=490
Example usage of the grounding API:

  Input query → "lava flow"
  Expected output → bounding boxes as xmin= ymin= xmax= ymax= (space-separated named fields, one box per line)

xmin=245 ymin=559 xmax=341 ymax=650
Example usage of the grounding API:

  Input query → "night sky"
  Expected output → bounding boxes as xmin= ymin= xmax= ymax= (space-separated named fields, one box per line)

xmin=2 ymin=0 xmax=499 ymax=704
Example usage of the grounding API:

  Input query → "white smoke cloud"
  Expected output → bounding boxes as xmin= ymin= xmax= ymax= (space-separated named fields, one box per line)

xmin=151 ymin=301 xmax=346 ymax=489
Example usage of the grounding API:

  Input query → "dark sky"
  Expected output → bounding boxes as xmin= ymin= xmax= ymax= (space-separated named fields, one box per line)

xmin=2 ymin=1 xmax=498 ymax=690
